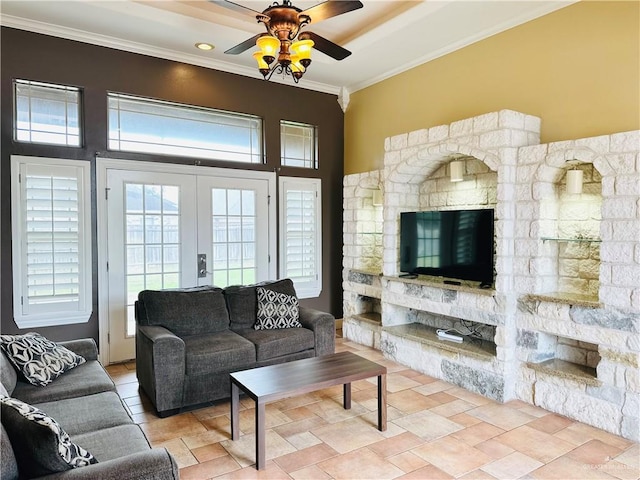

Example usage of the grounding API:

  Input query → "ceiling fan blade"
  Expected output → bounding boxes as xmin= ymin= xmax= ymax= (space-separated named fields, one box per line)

xmin=225 ymin=33 xmax=262 ymax=54
xmin=300 ymin=31 xmax=351 ymax=61
xmin=300 ymin=1 xmax=363 ymax=23
xmin=209 ymin=0 xmax=264 ymax=17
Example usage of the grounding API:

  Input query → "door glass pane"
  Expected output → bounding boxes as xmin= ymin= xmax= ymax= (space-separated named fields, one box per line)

xmin=210 ymin=187 xmax=258 ymax=287
xmin=124 ymin=182 xmax=181 ymax=336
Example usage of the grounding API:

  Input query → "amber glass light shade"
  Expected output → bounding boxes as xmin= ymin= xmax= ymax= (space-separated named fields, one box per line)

xmin=290 ymin=54 xmax=305 ymax=73
xmin=291 ymin=39 xmax=314 ymax=66
xmin=256 ymin=36 xmax=280 ymax=60
xmin=252 ymin=51 xmax=269 ymax=69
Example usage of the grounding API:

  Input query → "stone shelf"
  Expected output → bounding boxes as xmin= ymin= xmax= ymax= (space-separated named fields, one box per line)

xmin=526 ymin=359 xmax=601 ymax=387
xmin=383 ymin=275 xmax=496 ymax=296
xmin=383 ymin=323 xmax=496 ymax=361
xmin=351 ymin=312 xmax=381 ymax=325
xmin=349 ymin=268 xmax=382 ymax=276
xmin=541 ymin=237 xmax=601 ymax=243
xmin=523 ymin=293 xmax=601 ymax=308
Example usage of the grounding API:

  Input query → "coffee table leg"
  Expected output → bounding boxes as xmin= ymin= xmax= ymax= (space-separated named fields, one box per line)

xmin=343 ymin=383 xmax=352 ymax=409
xmin=378 ymin=374 xmax=387 ymax=431
xmin=231 ymin=381 xmax=239 ymax=440
xmin=255 ymin=400 xmax=266 ymax=470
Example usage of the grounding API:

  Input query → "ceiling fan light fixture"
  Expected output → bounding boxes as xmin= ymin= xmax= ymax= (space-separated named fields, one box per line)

xmin=220 ymin=0 xmax=363 ymax=83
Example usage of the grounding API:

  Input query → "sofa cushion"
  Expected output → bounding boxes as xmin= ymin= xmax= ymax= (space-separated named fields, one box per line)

xmin=72 ymin=424 xmax=152 ymax=463
xmin=12 ymin=360 xmax=116 ymax=405
xmin=1 ymin=423 xmax=18 ymax=480
xmin=138 ymin=286 xmax=229 ymax=337
xmin=0 ymin=333 xmax=86 ymax=387
xmin=235 ymin=327 xmax=315 ymax=362
xmin=34 ymin=391 xmax=133 ymax=436
xmin=225 ymin=278 xmax=298 ymax=330
xmin=0 ymin=396 xmax=97 ymax=478
xmin=255 ymin=287 xmax=302 ymax=330
xmin=183 ymin=331 xmax=256 ymax=376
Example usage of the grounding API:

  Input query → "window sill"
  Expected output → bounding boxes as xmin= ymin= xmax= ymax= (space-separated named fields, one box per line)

xmin=14 ymin=312 xmax=91 ymax=329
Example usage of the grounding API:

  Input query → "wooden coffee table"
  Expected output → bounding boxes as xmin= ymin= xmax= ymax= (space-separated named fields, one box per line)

xmin=230 ymin=351 xmax=387 ymax=470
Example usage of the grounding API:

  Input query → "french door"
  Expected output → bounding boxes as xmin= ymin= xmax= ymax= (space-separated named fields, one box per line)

xmin=98 ymin=160 xmax=275 ymax=363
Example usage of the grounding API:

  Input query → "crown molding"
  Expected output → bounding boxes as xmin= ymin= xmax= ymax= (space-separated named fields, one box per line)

xmin=0 ymin=14 xmax=340 ymax=95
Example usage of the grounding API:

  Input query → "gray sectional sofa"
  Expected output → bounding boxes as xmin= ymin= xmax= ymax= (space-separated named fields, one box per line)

xmin=1 ymin=338 xmax=179 ymax=480
xmin=135 ymin=278 xmax=336 ymax=417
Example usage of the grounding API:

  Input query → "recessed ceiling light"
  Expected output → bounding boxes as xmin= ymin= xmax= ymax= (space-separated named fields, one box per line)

xmin=195 ymin=43 xmax=214 ymax=51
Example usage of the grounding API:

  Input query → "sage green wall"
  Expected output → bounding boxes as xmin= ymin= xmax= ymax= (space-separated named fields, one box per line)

xmin=344 ymin=1 xmax=640 ymax=174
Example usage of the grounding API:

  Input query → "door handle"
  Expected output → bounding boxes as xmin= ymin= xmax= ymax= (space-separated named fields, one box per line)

xmin=198 ymin=254 xmax=207 ymax=278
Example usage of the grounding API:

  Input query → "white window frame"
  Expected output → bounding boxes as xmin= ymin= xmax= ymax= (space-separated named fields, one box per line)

xmin=107 ymin=93 xmax=263 ymax=164
xmin=280 ymin=120 xmax=318 ymax=169
xmin=14 ymin=79 xmax=82 ymax=147
xmin=278 ymin=177 xmax=322 ymax=298
xmin=10 ymin=156 xmax=92 ymax=328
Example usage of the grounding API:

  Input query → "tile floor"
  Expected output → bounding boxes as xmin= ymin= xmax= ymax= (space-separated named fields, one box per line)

xmin=105 ymin=337 xmax=639 ymax=480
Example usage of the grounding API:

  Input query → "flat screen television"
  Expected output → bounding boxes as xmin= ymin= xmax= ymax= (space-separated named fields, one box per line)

xmin=399 ymin=208 xmax=494 ymax=285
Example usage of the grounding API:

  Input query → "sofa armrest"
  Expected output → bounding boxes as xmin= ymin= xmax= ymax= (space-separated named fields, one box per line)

xmin=299 ymin=306 xmax=336 ymax=356
xmin=136 ymin=326 xmax=186 ymax=416
xmin=40 ymin=448 xmax=179 ymax=480
xmin=58 ymin=338 xmax=98 ymax=361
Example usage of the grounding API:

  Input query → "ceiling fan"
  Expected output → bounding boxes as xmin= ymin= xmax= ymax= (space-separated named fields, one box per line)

xmin=212 ymin=0 xmax=364 ymax=82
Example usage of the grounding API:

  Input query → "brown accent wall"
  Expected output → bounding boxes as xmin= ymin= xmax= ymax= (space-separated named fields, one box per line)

xmin=0 ymin=27 xmax=344 ymax=343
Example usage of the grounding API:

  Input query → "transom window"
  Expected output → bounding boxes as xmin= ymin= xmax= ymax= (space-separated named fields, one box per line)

xmin=14 ymin=80 xmax=81 ymax=147
xmin=281 ymin=120 xmax=317 ymax=168
xmin=108 ymin=93 xmax=263 ymax=163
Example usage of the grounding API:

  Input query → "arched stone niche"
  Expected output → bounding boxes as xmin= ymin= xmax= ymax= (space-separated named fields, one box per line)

xmin=380 ymin=110 xmax=541 ymax=291
xmin=533 ymin=147 xmax=604 ymax=299
xmin=517 ymin=135 xmax=639 ymax=309
xmin=383 ymin=149 xmax=499 ymax=284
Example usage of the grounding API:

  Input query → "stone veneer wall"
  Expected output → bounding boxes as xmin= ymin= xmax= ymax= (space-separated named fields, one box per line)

xmin=343 ymin=110 xmax=640 ymax=441
xmin=343 ymin=171 xmax=383 ymax=274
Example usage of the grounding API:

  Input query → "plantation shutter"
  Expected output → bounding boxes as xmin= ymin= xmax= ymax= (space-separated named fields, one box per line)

xmin=12 ymin=156 xmax=92 ymax=327
xmin=279 ymin=177 xmax=322 ymax=298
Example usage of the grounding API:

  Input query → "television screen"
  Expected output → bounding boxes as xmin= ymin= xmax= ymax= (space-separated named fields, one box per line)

xmin=399 ymin=209 xmax=494 ymax=284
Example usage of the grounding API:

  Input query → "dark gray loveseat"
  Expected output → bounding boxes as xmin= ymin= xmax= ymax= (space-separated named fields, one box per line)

xmin=1 ymin=338 xmax=179 ymax=480
xmin=135 ymin=279 xmax=336 ymax=417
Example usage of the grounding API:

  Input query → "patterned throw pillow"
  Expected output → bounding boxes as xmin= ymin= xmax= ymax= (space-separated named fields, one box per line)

xmin=0 ymin=333 xmax=86 ymax=387
xmin=254 ymin=287 xmax=302 ymax=330
xmin=0 ymin=396 xmax=97 ymax=477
